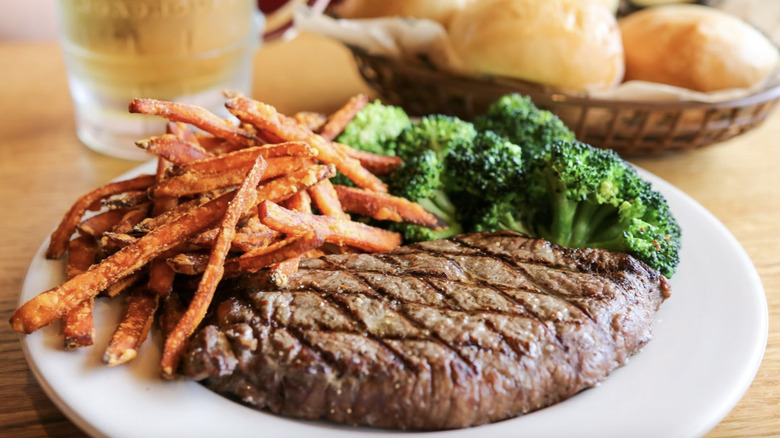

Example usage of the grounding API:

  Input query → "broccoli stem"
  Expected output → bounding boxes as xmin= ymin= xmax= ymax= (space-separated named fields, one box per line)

xmin=582 ymin=216 xmax=634 ymax=251
xmin=570 ymin=202 xmax=619 ymax=248
xmin=583 ymin=231 xmax=629 ymax=252
xmin=549 ymin=191 xmax=577 ymax=246
xmin=418 ymin=191 xmax=463 ymax=235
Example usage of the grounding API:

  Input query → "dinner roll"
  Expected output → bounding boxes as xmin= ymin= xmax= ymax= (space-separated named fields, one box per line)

xmin=329 ymin=0 xmax=474 ymax=26
xmin=447 ymin=0 xmax=625 ymax=92
xmin=619 ymin=4 xmax=780 ymax=92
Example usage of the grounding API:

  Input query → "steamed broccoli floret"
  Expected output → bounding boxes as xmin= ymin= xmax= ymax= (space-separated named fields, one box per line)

xmin=387 ymin=115 xmax=477 ymax=242
xmin=335 ymin=99 xmax=411 ymax=156
xmin=394 ymin=114 xmax=477 ymax=161
xmin=474 ymin=94 xmax=574 ymax=161
xmin=476 ymin=140 xmax=681 ymax=278
xmin=445 ymin=130 xmax=524 ymax=197
xmin=388 ymin=150 xmax=463 ymax=242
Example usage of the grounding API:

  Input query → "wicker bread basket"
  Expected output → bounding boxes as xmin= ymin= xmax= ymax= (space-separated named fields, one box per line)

xmin=350 ymin=47 xmax=780 ymax=156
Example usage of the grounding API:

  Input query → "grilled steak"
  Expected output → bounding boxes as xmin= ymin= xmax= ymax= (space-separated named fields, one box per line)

xmin=182 ymin=231 xmax=671 ymax=430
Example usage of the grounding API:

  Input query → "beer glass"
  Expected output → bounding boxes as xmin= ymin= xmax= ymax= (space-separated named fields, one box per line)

xmin=56 ymin=0 xmax=261 ymax=160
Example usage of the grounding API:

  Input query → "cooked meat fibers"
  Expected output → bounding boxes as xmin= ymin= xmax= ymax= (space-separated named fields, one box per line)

xmin=183 ymin=231 xmax=670 ymax=430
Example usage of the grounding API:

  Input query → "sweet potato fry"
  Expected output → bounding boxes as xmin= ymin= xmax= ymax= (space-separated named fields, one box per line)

xmin=147 ymin=258 xmax=175 ymax=296
xmin=111 ymin=205 xmax=152 ymax=234
xmin=317 ymin=93 xmax=369 ymax=141
xmin=129 ymin=98 xmax=260 ymax=147
xmin=226 ymin=233 xmax=323 ymax=274
xmin=132 ymin=195 xmax=216 ymax=233
xmin=99 ymin=232 xmax=138 ymax=253
xmin=167 ymin=121 xmax=201 ymax=146
xmin=153 ymin=156 xmax=312 ymax=198
xmin=46 ymin=174 xmax=156 ymax=259
xmin=225 ymin=95 xmax=387 ymax=193
xmin=308 ymin=179 xmax=348 ymax=219
xmin=267 ymin=257 xmax=301 ymax=287
xmin=10 ymin=190 xmax=239 ymax=334
xmin=101 ymin=191 xmax=150 ymax=210
xmin=103 ymin=287 xmax=160 ymax=366
xmin=160 ymin=155 xmax=267 ymax=379
xmin=266 ymin=249 xmax=325 ymax=287
xmin=258 ymin=200 xmax=402 ymax=253
xmin=194 ymin=133 xmax=237 ymax=155
xmin=103 ymin=271 xmax=143 ymax=299
xmin=189 ymin=227 xmax=278 ymax=252
xmin=282 ymin=190 xmax=312 ymax=214
xmin=255 ymin=163 xmax=336 ymax=205
xmin=65 ymin=235 xmax=97 ymax=279
xmin=77 ymin=209 xmax=130 ymax=237
xmin=62 ymin=235 xmax=98 ymax=349
xmin=333 ymin=184 xmax=446 ymax=229
xmin=62 ymin=298 xmax=95 ymax=350
xmin=166 ymin=252 xmax=211 ymax=275
xmin=333 ymin=142 xmax=404 ymax=176
xmin=179 ymin=142 xmax=315 ymax=175
xmin=145 ymin=157 xmax=179 ymax=298
xmin=136 ymin=134 xmax=211 ymax=166
xmin=295 ymin=111 xmax=327 ymax=132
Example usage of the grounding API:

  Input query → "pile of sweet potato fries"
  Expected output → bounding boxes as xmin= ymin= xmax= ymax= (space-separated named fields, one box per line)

xmin=9 ymin=93 xmax=444 ymax=379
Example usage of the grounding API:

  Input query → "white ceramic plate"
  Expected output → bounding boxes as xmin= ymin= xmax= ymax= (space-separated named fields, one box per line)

xmin=18 ymin=162 xmax=768 ymax=438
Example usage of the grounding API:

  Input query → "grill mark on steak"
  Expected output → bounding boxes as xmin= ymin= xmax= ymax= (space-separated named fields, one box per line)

xmin=389 ymin=249 xmax=548 ymax=365
xmin=410 ymin=242 xmax=595 ymax=382
xmin=233 ymin=291 xmax=350 ymax=379
xmin=449 ymin=234 xmax=614 ymax=362
xmin=293 ymin=269 xmax=420 ymax=373
xmin=183 ymin=231 xmax=669 ymax=430
xmin=398 ymin=240 xmax=591 ymax=364
xmin=325 ymin=253 xmax=480 ymax=374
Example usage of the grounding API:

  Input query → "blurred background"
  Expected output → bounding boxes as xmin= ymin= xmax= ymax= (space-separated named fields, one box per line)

xmin=0 ymin=0 xmax=58 ymax=40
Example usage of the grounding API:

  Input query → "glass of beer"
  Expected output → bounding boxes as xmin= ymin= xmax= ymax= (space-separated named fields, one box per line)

xmin=56 ymin=0 xmax=262 ymax=160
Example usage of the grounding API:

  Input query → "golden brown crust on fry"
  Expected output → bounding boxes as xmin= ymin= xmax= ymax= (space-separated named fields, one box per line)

xmin=103 ymin=287 xmax=160 ymax=366
xmin=63 ymin=298 xmax=95 ymax=350
xmin=281 ymin=190 xmax=313 ymax=214
xmin=166 ymin=252 xmax=211 ymax=275
xmin=226 ymin=233 xmax=323 ymax=274
xmin=258 ymin=200 xmax=402 ymax=253
xmin=11 ymin=192 xmax=236 ymax=334
xmin=46 ymin=174 xmax=156 ymax=259
xmin=147 ymin=258 xmax=175 ymax=297
xmin=112 ymin=205 xmax=153 ymax=234
xmin=153 ymin=156 xmax=312 ymax=198
xmin=12 ymin=94 xmax=445 ymax=374
xmin=317 ymin=93 xmax=369 ymax=141
xmin=255 ymin=163 xmax=336 ymax=205
xmin=333 ymin=142 xmax=403 ymax=176
xmin=77 ymin=209 xmax=130 ymax=238
xmin=166 ymin=121 xmax=201 ymax=145
xmin=333 ymin=184 xmax=447 ymax=229
xmin=103 ymin=271 xmax=143 ymax=299
xmin=63 ymin=235 xmax=99 ymax=349
xmin=308 ymin=179 xmax=349 ymax=220
xmin=179 ymin=142 xmax=315 ymax=176
xmin=160 ymin=155 xmax=267 ymax=379
xmin=225 ymin=95 xmax=387 ymax=193
xmin=295 ymin=111 xmax=328 ymax=132
xmin=136 ymin=134 xmax=211 ymax=166
xmin=267 ymin=256 xmax=302 ymax=287
xmin=129 ymin=98 xmax=261 ymax=147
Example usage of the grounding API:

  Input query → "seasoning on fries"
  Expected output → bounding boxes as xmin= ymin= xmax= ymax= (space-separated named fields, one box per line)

xmin=8 ymin=93 xmax=450 ymax=379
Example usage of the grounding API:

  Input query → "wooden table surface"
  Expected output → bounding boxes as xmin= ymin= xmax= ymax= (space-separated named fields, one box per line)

xmin=0 ymin=33 xmax=777 ymax=437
